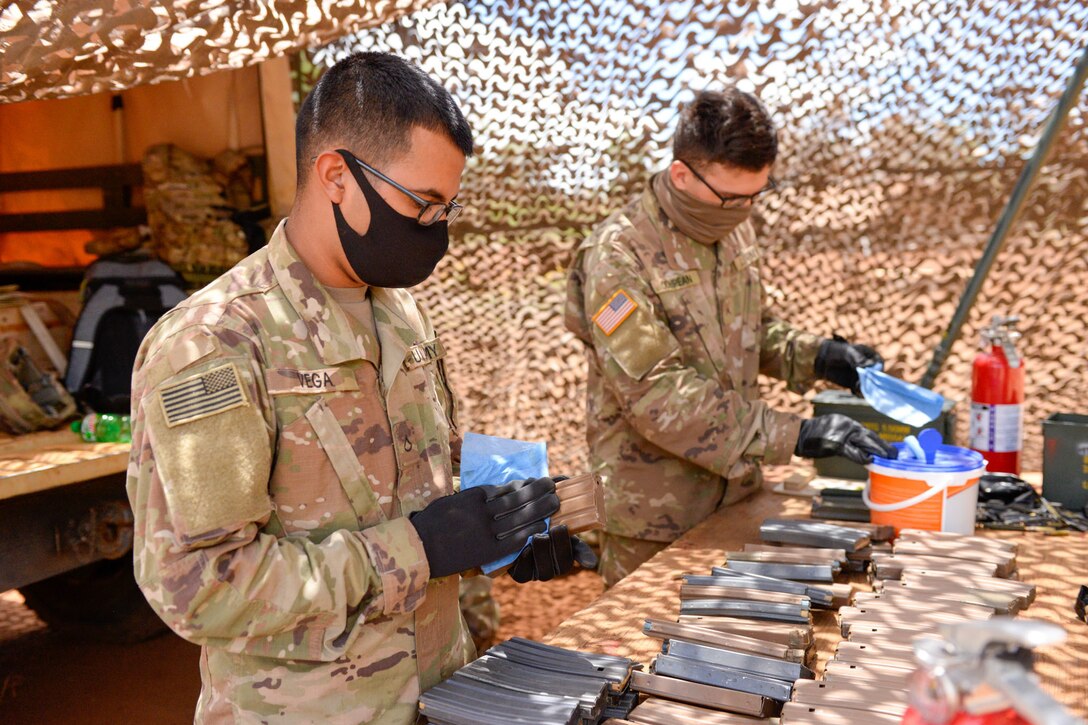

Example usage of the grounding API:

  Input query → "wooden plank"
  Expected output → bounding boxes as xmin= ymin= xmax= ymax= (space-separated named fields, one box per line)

xmin=0 ymin=164 xmax=143 ymax=193
xmin=542 ymin=465 xmax=1088 ymax=719
xmin=258 ymin=56 xmax=297 ymax=218
xmin=0 ymin=429 xmax=129 ymax=501
xmin=0 ymin=208 xmax=147 ymax=233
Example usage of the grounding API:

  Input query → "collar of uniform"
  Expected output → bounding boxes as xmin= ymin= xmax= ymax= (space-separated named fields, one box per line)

xmin=370 ymin=287 xmax=430 ymax=396
xmin=268 ymin=219 xmax=371 ymax=366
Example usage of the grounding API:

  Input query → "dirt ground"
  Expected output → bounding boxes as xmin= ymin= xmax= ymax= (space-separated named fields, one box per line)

xmin=0 ymin=570 xmax=604 ymax=724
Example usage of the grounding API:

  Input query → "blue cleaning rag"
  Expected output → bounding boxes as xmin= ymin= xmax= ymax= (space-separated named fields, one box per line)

xmin=857 ymin=365 xmax=945 ymax=428
xmin=460 ymin=432 xmax=549 ymax=573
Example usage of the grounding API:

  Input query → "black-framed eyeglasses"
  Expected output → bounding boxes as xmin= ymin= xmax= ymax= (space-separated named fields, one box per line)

xmin=680 ymin=160 xmax=777 ymax=208
xmin=338 ymin=149 xmax=463 ymax=226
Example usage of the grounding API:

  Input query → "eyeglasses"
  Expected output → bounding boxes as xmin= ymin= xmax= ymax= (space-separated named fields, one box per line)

xmin=680 ymin=160 xmax=777 ymax=208
xmin=338 ymin=149 xmax=463 ymax=225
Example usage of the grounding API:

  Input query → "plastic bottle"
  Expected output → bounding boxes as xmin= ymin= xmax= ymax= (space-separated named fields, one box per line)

xmin=71 ymin=413 xmax=132 ymax=443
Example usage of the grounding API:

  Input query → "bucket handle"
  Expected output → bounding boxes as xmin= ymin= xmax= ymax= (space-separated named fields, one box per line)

xmin=862 ymin=478 xmax=950 ymax=512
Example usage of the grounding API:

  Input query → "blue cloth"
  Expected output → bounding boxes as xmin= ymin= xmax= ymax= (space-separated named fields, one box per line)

xmin=460 ymin=432 xmax=549 ymax=573
xmin=857 ymin=365 xmax=945 ymax=428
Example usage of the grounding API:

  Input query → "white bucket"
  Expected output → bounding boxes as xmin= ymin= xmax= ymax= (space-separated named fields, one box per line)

xmin=864 ymin=444 xmax=986 ymax=535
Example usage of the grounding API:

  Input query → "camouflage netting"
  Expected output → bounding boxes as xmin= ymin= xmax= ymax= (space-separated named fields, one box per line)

xmin=0 ymin=0 xmax=434 ymax=103
xmin=3 ymin=1 xmax=1085 ymax=473
xmin=316 ymin=0 xmax=1088 ymax=473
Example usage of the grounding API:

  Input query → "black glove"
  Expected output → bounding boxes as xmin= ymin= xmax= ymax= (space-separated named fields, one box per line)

xmin=509 ymin=524 xmax=599 ymax=583
xmin=815 ymin=334 xmax=883 ymax=395
xmin=795 ymin=414 xmax=896 ymax=465
xmin=409 ymin=477 xmax=560 ymax=579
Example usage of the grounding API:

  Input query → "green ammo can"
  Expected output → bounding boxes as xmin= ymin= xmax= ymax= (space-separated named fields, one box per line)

xmin=810 ymin=390 xmax=959 ymax=480
xmin=1042 ymin=413 xmax=1088 ymax=511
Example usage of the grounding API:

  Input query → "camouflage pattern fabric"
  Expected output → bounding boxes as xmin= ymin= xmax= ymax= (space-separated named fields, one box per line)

xmin=458 ymin=574 xmax=499 ymax=653
xmin=565 ymin=180 xmax=822 ymax=561
xmin=142 ymin=144 xmax=253 ymax=280
xmin=0 ymin=0 xmax=435 ymax=104
xmin=597 ymin=532 xmax=669 ymax=589
xmin=0 ymin=339 xmax=76 ymax=435
xmin=127 ymin=220 xmax=474 ymax=724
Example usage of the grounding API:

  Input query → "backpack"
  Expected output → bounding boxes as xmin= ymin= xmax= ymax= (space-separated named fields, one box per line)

xmin=65 ymin=255 xmax=188 ymax=414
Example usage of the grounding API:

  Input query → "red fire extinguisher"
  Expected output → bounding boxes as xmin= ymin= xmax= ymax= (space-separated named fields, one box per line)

xmin=902 ymin=619 xmax=1081 ymax=725
xmin=969 ymin=316 xmax=1024 ymax=474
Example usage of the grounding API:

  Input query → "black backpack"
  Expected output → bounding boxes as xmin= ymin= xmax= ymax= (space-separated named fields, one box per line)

xmin=65 ymin=255 xmax=188 ymax=413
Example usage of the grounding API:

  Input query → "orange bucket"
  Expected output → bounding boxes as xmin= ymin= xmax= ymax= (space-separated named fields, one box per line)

xmin=864 ymin=443 xmax=987 ymax=535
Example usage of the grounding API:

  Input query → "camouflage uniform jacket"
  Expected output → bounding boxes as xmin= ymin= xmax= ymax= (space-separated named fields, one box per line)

xmin=565 ymin=184 xmax=822 ymax=543
xmin=127 ymin=221 xmax=473 ymax=724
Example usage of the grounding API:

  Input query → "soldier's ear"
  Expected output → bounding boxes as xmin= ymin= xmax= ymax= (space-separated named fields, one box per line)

xmin=668 ymin=159 xmax=690 ymax=191
xmin=313 ymin=151 xmax=349 ymax=204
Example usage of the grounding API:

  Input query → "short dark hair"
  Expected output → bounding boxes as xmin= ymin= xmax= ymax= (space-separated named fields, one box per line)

xmin=294 ymin=52 xmax=473 ymax=186
xmin=672 ymin=88 xmax=777 ymax=171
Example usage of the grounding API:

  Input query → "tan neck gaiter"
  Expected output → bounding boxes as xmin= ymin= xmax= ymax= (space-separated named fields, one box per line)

xmin=652 ymin=171 xmax=752 ymax=245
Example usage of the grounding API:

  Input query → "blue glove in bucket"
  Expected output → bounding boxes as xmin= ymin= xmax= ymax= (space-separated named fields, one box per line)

xmin=863 ymin=428 xmax=986 ymax=534
xmin=460 ymin=432 xmax=549 ymax=573
xmin=857 ymin=364 xmax=945 ymax=428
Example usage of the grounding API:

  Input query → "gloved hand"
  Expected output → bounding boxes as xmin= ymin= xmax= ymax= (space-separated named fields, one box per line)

xmin=409 ymin=477 xmax=560 ymax=579
xmin=795 ymin=414 xmax=896 ymax=465
xmin=815 ymin=334 xmax=883 ymax=395
xmin=509 ymin=524 xmax=599 ymax=583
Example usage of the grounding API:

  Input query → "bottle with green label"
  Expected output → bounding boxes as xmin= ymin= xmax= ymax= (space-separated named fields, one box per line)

xmin=71 ymin=413 xmax=132 ymax=443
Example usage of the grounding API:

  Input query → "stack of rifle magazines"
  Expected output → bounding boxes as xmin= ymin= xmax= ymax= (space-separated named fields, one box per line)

xmin=780 ymin=529 xmax=1033 ymax=724
xmin=624 ymin=518 xmax=872 ymax=721
xmin=418 ymin=637 xmax=639 ymax=725
xmin=809 ymin=487 xmax=872 ymax=523
xmin=636 ymin=616 xmax=814 ymax=720
xmin=620 ymin=516 xmax=889 ymax=719
xmin=759 ymin=517 xmax=895 ymax=574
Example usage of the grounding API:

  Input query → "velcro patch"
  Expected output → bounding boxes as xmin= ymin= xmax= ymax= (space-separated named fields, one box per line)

xmin=404 ymin=337 xmax=446 ymax=371
xmin=733 ymin=244 xmax=762 ymax=270
xmin=652 ymin=270 xmax=699 ymax=294
xmin=159 ymin=363 xmax=248 ymax=427
xmin=592 ymin=290 xmax=638 ymax=336
xmin=265 ymin=367 xmax=359 ymax=395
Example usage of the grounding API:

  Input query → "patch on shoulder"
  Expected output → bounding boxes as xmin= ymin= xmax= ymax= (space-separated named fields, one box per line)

xmin=159 ymin=363 xmax=248 ymax=427
xmin=592 ymin=289 xmax=638 ymax=336
xmin=166 ymin=330 xmax=219 ymax=374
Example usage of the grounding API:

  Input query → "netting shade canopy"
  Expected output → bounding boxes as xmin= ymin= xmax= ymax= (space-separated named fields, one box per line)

xmin=313 ymin=0 xmax=1088 ymax=472
xmin=0 ymin=0 xmax=435 ymax=103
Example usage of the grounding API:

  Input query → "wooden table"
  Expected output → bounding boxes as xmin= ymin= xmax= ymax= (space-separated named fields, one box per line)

xmin=0 ymin=429 xmax=131 ymax=590
xmin=543 ymin=465 xmax=1088 ymax=717
xmin=0 ymin=429 xmax=129 ymax=501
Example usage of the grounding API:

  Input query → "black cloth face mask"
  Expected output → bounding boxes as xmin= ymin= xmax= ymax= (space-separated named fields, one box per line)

xmin=332 ymin=149 xmax=449 ymax=288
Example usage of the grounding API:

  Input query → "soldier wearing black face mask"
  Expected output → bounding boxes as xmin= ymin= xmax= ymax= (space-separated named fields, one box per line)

xmin=128 ymin=52 xmax=592 ymax=725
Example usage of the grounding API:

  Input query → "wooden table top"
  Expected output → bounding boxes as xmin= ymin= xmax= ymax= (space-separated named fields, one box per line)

xmin=543 ymin=465 xmax=1088 ymax=717
xmin=0 ymin=429 xmax=129 ymax=501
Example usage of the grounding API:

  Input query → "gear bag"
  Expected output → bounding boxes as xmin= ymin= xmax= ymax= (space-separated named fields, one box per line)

xmin=0 ymin=339 xmax=77 ymax=434
xmin=64 ymin=255 xmax=188 ymax=413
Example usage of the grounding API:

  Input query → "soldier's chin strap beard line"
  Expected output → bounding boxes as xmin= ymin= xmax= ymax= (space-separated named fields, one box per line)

xmin=332 ymin=149 xmax=449 ymax=288
xmin=652 ymin=170 xmax=752 ymax=245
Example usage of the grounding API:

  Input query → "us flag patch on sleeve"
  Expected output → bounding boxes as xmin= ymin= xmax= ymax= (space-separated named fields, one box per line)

xmin=159 ymin=363 xmax=248 ymax=427
xmin=593 ymin=289 xmax=638 ymax=336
